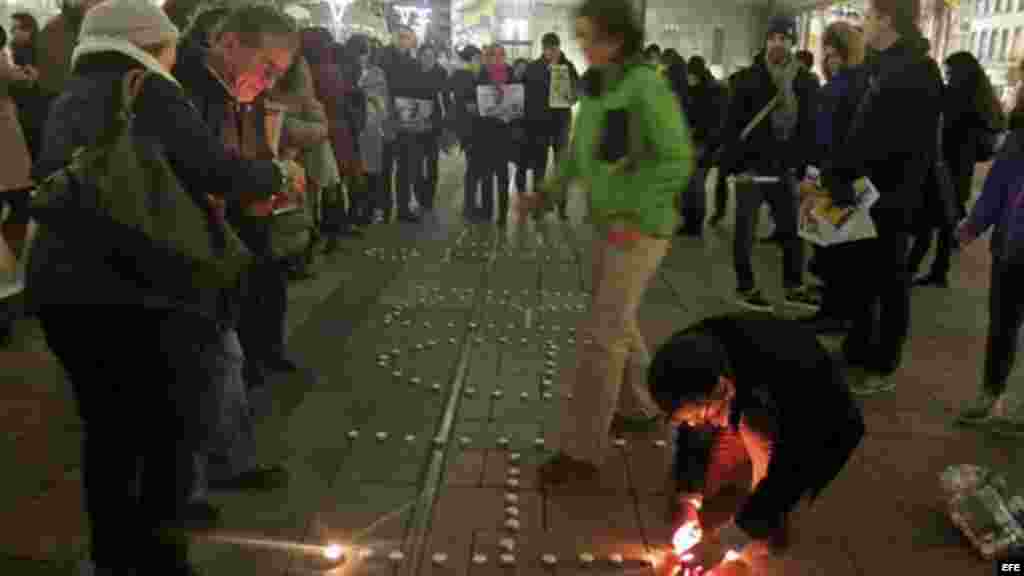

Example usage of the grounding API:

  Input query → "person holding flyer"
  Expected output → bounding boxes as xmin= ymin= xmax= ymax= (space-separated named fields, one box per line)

xmin=523 ymin=32 xmax=579 ymax=218
xmin=821 ymin=0 xmax=943 ymax=395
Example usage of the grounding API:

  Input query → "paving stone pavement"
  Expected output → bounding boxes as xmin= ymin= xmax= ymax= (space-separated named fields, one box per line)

xmin=1 ymin=154 xmax=1022 ymax=575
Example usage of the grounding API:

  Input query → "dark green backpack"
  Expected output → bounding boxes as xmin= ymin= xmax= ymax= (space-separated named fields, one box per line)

xmin=31 ymin=69 xmax=252 ymax=293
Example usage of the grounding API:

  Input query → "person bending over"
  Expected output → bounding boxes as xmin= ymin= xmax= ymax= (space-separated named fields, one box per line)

xmin=648 ymin=313 xmax=864 ymax=571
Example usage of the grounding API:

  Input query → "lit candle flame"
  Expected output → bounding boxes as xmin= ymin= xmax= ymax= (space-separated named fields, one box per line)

xmin=672 ymin=521 xmax=702 ymax=556
xmin=323 ymin=544 xmax=344 ymax=561
xmin=723 ymin=549 xmax=741 ymax=562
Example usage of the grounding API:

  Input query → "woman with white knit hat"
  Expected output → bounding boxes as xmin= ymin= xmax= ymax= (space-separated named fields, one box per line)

xmin=29 ymin=1 xmax=302 ymax=574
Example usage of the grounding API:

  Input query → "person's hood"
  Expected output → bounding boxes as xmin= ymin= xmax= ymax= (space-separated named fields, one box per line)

xmin=71 ymin=35 xmax=180 ymax=87
xmin=300 ymin=27 xmax=334 ymax=67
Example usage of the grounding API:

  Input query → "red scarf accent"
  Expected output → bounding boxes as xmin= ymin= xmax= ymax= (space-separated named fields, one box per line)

xmin=488 ymin=61 xmax=508 ymax=86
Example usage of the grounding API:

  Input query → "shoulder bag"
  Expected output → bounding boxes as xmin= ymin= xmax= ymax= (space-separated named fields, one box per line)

xmin=31 ymin=69 xmax=252 ymax=292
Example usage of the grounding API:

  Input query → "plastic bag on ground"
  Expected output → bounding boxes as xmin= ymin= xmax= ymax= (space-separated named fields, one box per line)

xmin=941 ymin=464 xmax=1024 ymax=559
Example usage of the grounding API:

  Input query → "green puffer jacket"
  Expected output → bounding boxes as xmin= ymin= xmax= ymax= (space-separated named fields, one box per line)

xmin=548 ymin=57 xmax=693 ymax=237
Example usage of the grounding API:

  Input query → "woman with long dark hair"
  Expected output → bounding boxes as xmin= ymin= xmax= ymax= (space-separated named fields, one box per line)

xmin=909 ymin=51 xmax=1003 ymax=288
xmin=301 ymin=27 xmax=360 ymax=247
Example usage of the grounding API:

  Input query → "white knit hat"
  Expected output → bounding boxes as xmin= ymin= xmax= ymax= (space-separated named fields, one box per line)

xmin=79 ymin=0 xmax=179 ymax=47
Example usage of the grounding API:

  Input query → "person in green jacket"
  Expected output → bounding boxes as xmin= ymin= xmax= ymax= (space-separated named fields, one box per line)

xmin=520 ymin=0 xmax=693 ymax=486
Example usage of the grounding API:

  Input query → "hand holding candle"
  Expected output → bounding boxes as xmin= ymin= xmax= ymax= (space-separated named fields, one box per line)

xmin=283 ymin=159 xmax=307 ymax=203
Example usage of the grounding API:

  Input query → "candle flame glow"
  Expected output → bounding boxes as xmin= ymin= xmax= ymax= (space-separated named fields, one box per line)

xmin=724 ymin=549 xmax=741 ymax=562
xmin=672 ymin=521 xmax=702 ymax=556
xmin=324 ymin=544 xmax=344 ymax=560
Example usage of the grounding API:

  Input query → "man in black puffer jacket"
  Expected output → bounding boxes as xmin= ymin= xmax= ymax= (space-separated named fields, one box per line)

xmin=823 ymin=0 xmax=943 ymax=396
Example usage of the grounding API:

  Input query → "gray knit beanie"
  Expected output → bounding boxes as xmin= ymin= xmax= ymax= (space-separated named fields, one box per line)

xmin=79 ymin=0 xmax=179 ymax=47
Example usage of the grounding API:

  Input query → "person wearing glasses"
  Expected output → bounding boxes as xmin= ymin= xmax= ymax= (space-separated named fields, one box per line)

xmin=647 ymin=313 xmax=863 ymax=571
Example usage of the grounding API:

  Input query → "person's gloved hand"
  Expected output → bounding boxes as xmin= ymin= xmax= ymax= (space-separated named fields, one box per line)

xmin=829 ymin=179 xmax=857 ymax=208
xmin=955 ymin=220 xmax=976 ymax=249
xmin=710 ymin=522 xmax=773 ymax=575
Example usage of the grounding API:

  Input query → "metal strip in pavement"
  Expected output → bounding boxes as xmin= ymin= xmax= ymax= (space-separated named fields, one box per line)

xmin=402 ymin=226 xmax=497 ymax=576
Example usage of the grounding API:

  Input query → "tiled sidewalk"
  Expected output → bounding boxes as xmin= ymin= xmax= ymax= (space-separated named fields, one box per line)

xmin=1 ymin=160 xmax=1020 ymax=575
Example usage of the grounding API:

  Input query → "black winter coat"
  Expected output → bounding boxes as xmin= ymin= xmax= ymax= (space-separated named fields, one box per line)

xmin=676 ymin=314 xmax=864 ymax=541
xmin=685 ymin=77 xmax=727 ymax=162
xmin=825 ymin=37 xmax=944 ymax=231
xmin=720 ymin=52 xmax=818 ymax=177
xmin=28 ymin=52 xmax=281 ymax=323
xmin=474 ymin=65 xmax=522 ymax=160
xmin=815 ymin=65 xmax=870 ymax=171
xmin=523 ymin=54 xmax=578 ymax=129
xmin=172 ymin=43 xmax=281 ymax=223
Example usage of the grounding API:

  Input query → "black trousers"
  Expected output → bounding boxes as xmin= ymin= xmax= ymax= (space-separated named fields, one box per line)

xmin=366 ymin=172 xmax=385 ymax=216
xmin=236 ymin=219 xmax=289 ymax=368
xmin=394 ymin=133 xmax=424 ymax=217
xmin=526 ymin=119 xmax=570 ymax=214
xmin=712 ymin=166 xmax=729 ymax=219
xmin=39 ymin=306 xmax=207 ymax=574
xmin=813 ymin=242 xmax=859 ymax=321
xmin=681 ymin=165 xmax=708 ymax=233
xmin=984 ymin=260 xmax=1024 ymax=396
xmin=417 ymin=133 xmax=440 ymax=210
xmin=841 ymin=226 xmax=911 ymax=375
xmin=732 ymin=176 xmax=804 ymax=292
xmin=381 ymin=139 xmax=396 ymax=215
xmin=479 ymin=130 xmax=512 ymax=223
xmin=462 ymin=144 xmax=481 ymax=217
xmin=907 ymin=222 xmax=954 ymax=280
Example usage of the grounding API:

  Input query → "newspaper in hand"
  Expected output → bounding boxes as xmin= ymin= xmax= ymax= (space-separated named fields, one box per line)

xmin=549 ymin=65 xmax=574 ymax=109
xmin=798 ymin=177 xmax=880 ymax=247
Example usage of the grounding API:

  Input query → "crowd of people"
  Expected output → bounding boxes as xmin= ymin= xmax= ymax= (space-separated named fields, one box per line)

xmin=521 ymin=0 xmax=1019 ymax=574
xmin=1 ymin=0 xmax=1023 ymax=573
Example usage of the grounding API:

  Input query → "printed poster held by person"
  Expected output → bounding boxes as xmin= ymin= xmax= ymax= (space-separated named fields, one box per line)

xmin=476 ymin=82 xmax=524 ymax=123
xmin=796 ymin=165 xmax=880 ymax=247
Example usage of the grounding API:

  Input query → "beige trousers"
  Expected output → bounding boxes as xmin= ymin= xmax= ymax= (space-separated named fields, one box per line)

xmin=557 ymin=231 xmax=669 ymax=466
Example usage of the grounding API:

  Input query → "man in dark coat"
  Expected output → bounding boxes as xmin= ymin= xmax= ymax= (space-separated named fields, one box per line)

xmin=679 ymin=55 xmax=725 ymax=236
xmin=649 ymin=313 xmax=864 ymax=571
xmin=172 ymin=4 xmax=300 ymax=493
xmin=523 ymin=32 xmax=578 ymax=219
xmin=823 ymin=0 xmax=944 ymax=395
xmin=719 ymin=15 xmax=819 ymax=314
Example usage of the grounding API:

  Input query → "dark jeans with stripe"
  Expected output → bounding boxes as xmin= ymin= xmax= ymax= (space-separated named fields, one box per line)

xmin=984 ymin=260 xmax=1024 ymax=396
xmin=732 ymin=175 xmax=803 ymax=292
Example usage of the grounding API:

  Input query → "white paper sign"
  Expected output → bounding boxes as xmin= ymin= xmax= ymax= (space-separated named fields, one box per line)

xmin=798 ymin=177 xmax=880 ymax=247
xmin=477 ymin=83 xmax=525 ymax=122
xmin=549 ymin=64 xmax=574 ymax=109
xmin=394 ymin=97 xmax=434 ymax=131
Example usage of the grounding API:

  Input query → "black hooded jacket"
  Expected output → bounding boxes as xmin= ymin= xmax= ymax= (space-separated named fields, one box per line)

xmin=824 ymin=35 xmax=944 ymax=231
xmin=678 ymin=314 xmax=864 ymax=542
xmin=719 ymin=51 xmax=818 ymax=177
